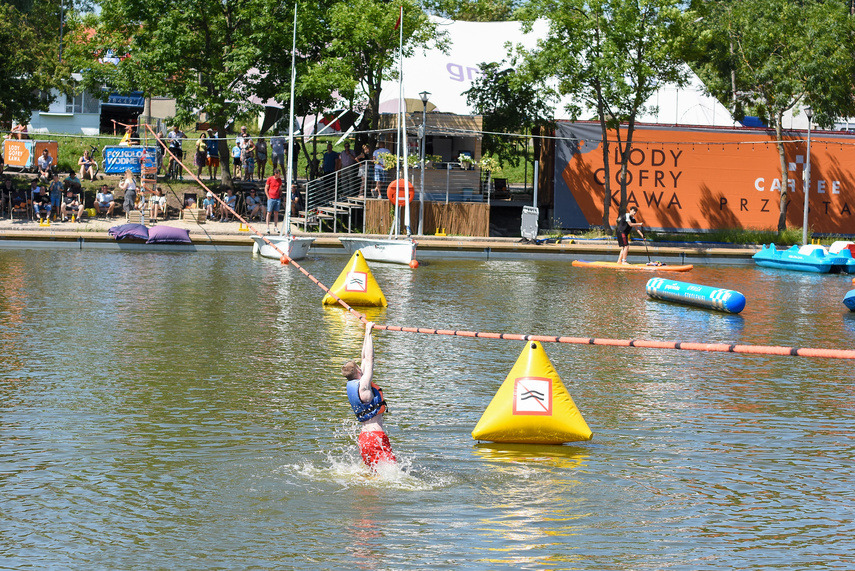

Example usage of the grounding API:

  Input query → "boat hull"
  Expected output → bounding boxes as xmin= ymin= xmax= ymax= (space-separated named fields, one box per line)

xmin=339 ymin=237 xmax=417 ymax=265
xmin=572 ymin=260 xmax=693 ymax=272
xmin=251 ymin=235 xmax=315 ymax=261
xmin=844 ymin=290 xmax=855 ymax=312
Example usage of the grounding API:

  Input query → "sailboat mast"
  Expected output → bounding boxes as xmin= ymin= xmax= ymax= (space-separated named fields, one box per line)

xmin=280 ymin=4 xmax=298 ymax=236
xmin=399 ymin=5 xmax=411 ymax=237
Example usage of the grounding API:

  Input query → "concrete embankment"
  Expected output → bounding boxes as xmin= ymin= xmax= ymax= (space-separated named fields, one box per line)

xmin=0 ymin=217 xmax=760 ymax=264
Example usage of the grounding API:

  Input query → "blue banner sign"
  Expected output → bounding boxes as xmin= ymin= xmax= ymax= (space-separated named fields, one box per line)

xmin=103 ymin=146 xmax=157 ymax=174
xmin=105 ymin=92 xmax=145 ymax=107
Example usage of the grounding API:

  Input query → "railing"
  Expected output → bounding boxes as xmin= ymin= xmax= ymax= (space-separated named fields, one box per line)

xmin=302 ymin=162 xmax=367 ymax=233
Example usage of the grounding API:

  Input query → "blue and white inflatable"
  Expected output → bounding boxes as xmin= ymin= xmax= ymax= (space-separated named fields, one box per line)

xmin=646 ymin=278 xmax=746 ymax=314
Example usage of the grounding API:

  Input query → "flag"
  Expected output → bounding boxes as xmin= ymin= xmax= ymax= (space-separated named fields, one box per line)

xmin=394 ymin=6 xmax=402 ymax=30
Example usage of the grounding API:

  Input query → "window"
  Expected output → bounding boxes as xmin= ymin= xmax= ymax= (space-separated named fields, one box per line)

xmin=65 ymin=90 xmax=100 ymax=114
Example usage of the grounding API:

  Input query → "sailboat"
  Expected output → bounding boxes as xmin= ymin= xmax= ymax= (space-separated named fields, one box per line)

xmin=340 ymin=6 xmax=417 ymax=266
xmin=252 ymin=5 xmax=315 ymax=260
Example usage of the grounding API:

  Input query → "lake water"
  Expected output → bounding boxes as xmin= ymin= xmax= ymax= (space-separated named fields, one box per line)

xmin=2 ymin=249 xmax=854 ymax=570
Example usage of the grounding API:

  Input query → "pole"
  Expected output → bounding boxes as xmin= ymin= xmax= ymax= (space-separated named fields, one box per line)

xmin=803 ymin=109 xmax=813 ymax=246
xmin=418 ymin=101 xmax=427 ymax=235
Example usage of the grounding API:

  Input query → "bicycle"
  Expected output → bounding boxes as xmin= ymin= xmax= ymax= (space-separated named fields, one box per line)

xmin=166 ymin=146 xmax=183 ymax=180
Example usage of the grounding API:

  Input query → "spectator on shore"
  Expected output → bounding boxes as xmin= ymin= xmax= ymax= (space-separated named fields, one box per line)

xmin=270 ymin=132 xmax=285 ymax=172
xmin=0 ymin=177 xmax=15 ymax=217
xmin=265 ymin=168 xmax=283 ymax=233
xmin=7 ymin=124 xmax=28 ymax=140
xmin=355 ymin=143 xmax=372 ymax=197
xmin=129 ymin=125 xmax=140 ymax=146
xmin=149 ymin=186 xmax=167 ymax=223
xmin=256 ymin=137 xmax=268 ymax=179
xmin=10 ymin=181 xmax=27 ymax=217
xmin=291 ymin=183 xmax=304 ymax=218
xmin=60 ymin=187 xmax=84 ymax=222
xmin=37 ymin=149 xmax=54 ymax=180
xmin=220 ymin=188 xmax=237 ymax=222
xmin=48 ymin=173 xmax=63 ymax=220
xmin=63 ymin=171 xmax=81 ymax=193
xmin=118 ymin=169 xmax=137 ymax=214
xmin=94 ymin=184 xmax=117 ymax=218
xmin=244 ymin=188 xmax=265 ymax=221
xmin=231 ymin=141 xmax=242 ymax=180
xmin=167 ymin=125 xmax=186 ymax=180
xmin=372 ymin=140 xmax=391 ymax=197
xmin=243 ymin=137 xmax=256 ymax=182
xmin=78 ymin=150 xmax=98 ymax=180
xmin=31 ymin=179 xmax=51 ymax=222
xmin=206 ymin=128 xmax=220 ymax=180
xmin=323 ymin=142 xmax=339 ymax=176
xmin=202 ymin=191 xmax=216 ymax=220
xmin=194 ymin=132 xmax=208 ymax=178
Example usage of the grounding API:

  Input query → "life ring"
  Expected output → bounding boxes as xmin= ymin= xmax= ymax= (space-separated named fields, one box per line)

xmin=386 ymin=179 xmax=414 ymax=206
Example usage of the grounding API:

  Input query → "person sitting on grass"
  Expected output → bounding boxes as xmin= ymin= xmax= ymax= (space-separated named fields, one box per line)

xmin=78 ymin=150 xmax=98 ymax=181
xmin=60 ymin=188 xmax=84 ymax=222
xmin=94 ymin=184 xmax=117 ymax=218
xmin=38 ymin=149 xmax=54 ymax=180
xmin=63 ymin=171 xmax=82 ymax=193
xmin=220 ymin=188 xmax=237 ymax=222
xmin=202 ymin=191 xmax=216 ymax=220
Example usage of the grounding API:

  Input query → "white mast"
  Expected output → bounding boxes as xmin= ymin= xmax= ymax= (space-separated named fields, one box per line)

xmin=280 ymin=4 xmax=298 ymax=236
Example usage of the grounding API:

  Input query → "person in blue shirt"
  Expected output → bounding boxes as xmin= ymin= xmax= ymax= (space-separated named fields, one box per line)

xmin=206 ymin=129 xmax=220 ymax=180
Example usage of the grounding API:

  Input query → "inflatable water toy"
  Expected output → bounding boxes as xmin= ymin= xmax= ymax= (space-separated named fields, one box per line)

xmin=752 ymin=244 xmax=855 ymax=274
xmin=646 ymin=278 xmax=746 ymax=313
xmin=572 ymin=260 xmax=693 ymax=272
xmin=844 ymin=290 xmax=855 ymax=312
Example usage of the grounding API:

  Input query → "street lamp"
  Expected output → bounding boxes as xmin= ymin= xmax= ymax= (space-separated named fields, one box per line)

xmin=417 ymin=90 xmax=431 ymax=235
xmin=803 ymin=106 xmax=813 ymax=246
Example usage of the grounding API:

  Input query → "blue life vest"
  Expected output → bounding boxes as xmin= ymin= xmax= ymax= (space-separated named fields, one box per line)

xmin=346 ymin=379 xmax=387 ymax=422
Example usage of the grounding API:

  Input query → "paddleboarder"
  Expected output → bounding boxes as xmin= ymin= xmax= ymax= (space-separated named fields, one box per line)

xmin=616 ymin=206 xmax=644 ymax=264
xmin=341 ymin=321 xmax=396 ymax=469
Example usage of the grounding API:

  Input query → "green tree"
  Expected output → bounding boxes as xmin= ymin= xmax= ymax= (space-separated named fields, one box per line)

xmin=520 ymin=0 xmax=693 ymax=229
xmin=75 ymin=0 xmax=279 ymax=188
xmin=425 ymin=0 xmax=518 ymax=21
xmin=0 ymin=0 xmax=69 ymax=127
xmin=464 ymin=60 xmax=555 ymax=168
xmin=689 ymin=0 xmax=855 ymax=231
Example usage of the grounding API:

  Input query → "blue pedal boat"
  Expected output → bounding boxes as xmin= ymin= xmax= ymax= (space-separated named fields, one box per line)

xmin=844 ymin=290 xmax=855 ymax=312
xmin=752 ymin=243 xmax=855 ymax=274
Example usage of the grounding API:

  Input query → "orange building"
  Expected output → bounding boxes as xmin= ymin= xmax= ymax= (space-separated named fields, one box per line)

xmin=554 ymin=122 xmax=855 ymax=234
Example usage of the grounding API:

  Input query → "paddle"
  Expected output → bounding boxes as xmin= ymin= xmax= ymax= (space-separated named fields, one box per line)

xmin=640 ymin=229 xmax=664 ymax=266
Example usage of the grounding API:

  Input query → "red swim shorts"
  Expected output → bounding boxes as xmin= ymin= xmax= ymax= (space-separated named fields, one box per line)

xmin=358 ymin=431 xmax=396 ymax=467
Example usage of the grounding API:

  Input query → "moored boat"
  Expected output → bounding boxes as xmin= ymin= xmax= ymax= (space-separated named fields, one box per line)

xmin=752 ymin=243 xmax=854 ymax=273
xmin=339 ymin=236 xmax=417 ymax=265
xmin=844 ymin=290 xmax=855 ymax=312
xmin=251 ymin=234 xmax=314 ymax=261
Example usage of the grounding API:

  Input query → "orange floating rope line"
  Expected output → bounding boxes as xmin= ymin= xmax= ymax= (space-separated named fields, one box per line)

xmin=284 ymin=254 xmax=855 ymax=361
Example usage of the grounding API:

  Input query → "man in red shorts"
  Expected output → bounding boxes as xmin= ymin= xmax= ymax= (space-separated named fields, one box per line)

xmin=341 ymin=321 xmax=396 ymax=468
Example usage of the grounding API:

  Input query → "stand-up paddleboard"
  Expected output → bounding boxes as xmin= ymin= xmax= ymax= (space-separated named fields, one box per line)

xmin=572 ymin=260 xmax=693 ymax=272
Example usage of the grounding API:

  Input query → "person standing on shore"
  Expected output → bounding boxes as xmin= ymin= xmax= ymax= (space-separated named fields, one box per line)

xmin=616 ymin=206 xmax=644 ymax=264
xmin=264 ymin=168 xmax=283 ymax=233
xmin=341 ymin=321 xmax=396 ymax=469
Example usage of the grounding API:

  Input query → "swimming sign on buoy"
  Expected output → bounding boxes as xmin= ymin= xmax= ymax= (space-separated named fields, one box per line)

xmin=386 ymin=179 xmax=414 ymax=206
xmin=322 ymin=250 xmax=387 ymax=307
xmin=471 ymin=341 xmax=592 ymax=444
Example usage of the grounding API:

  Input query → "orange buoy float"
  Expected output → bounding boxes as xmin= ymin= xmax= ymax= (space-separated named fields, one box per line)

xmin=386 ymin=179 xmax=414 ymax=206
xmin=280 ymin=254 xmax=290 ymax=265
xmin=409 ymin=259 xmax=419 ymax=269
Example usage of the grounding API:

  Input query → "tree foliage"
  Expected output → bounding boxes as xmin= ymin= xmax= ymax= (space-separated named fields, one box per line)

xmin=464 ymin=60 xmax=555 ymax=167
xmin=688 ymin=0 xmax=855 ymax=231
xmin=425 ymin=0 xmax=519 ymax=21
xmin=0 ymin=0 xmax=69 ymax=126
xmin=520 ymin=0 xmax=693 ymax=229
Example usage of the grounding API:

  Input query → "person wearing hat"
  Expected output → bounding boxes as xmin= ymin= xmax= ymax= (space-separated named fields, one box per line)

xmin=202 ymin=191 xmax=217 ymax=220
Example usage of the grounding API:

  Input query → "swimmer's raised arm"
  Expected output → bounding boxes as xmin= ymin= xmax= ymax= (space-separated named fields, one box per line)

xmin=358 ymin=321 xmax=375 ymax=402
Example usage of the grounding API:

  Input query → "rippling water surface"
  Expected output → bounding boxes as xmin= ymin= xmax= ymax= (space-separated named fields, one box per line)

xmin=2 ymin=250 xmax=854 ymax=569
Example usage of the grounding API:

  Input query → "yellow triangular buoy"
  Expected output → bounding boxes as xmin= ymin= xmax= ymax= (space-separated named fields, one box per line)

xmin=322 ymin=251 xmax=387 ymax=307
xmin=471 ymin=341 xmax=592 ymax=444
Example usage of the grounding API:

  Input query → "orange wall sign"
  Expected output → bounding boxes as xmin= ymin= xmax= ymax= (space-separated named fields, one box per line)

xmin=553 ymin=122 xmax=855 ymax=234
xmin=3 ymin=139 xmax=32 ymax=167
